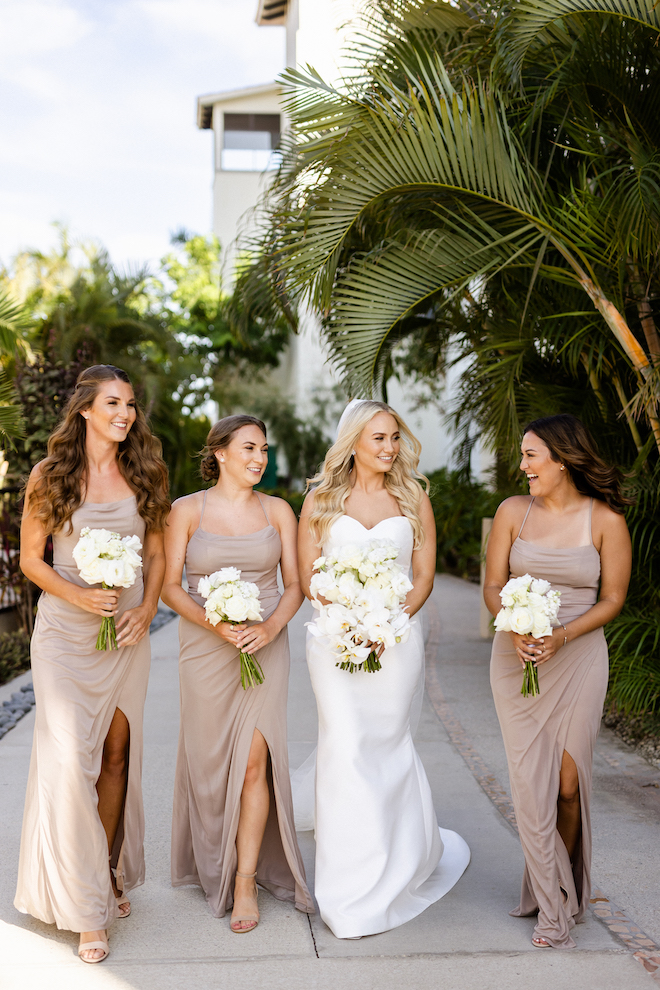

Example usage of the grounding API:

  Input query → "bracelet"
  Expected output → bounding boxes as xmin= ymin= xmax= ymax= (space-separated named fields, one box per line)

xmin=561 ymin=622 xmax=567 ymax=648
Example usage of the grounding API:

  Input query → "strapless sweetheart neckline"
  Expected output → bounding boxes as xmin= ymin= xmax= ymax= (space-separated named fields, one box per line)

xmin=341 ymin=514 xmax=408 ymax=533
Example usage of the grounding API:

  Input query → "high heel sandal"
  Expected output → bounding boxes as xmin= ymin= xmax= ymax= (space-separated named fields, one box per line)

xmin=110 ymin=855 xmax=131 ymax=917
xmin=230 ymin=870 xmax=259 ymax=933
xmin=78 ymin=932 xmax=109 ymax=964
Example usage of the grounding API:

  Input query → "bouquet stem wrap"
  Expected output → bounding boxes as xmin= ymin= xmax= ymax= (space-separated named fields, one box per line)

xmin=237 ymin=643 xmax=265 ymax=689
xmin=97 ymin=582 xmax=119 ymax=651
xmin=521 ymin=660 xmax=540 ymax=698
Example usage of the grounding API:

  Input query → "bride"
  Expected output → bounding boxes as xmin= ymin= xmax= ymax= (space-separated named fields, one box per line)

xmin=297 ymin=399 xmax=470 ymax=939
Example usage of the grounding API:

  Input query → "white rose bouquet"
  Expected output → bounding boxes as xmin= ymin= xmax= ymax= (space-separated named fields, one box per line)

xmin=307 ymin=539 xmax=413 ymax=673
xmin=197 ymin=567 xmax=265 ymax=689
xmin=72 ymin=527 xmax=143 ymax=651
xmin=494 ymin=573 xmax=562 ymax=697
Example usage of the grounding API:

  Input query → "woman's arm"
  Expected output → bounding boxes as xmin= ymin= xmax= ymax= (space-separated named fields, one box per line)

xmin=238 ymin=498 xmax=304 ymax=655
xmin=160 ymin=495 xmax=248 ymax=650
xmin=533 ymin=503 xmax=631 ymax=665
xmin=116 ymin=527 xmax=166 ymax=646
xmin=20 ymin=464 xmax=121 ymax=618
xmin=298 ymin=492 xmax=320 ymax=601
xmin=483 ymin=499 xmax=518 ymax=617
xmin=405 ymin=493 xmax=437 ymax=617
xmin=484 ymin=497 xmax=541 ymax=668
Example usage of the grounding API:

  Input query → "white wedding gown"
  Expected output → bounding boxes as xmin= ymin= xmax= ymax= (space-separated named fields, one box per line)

xmin=298 ymin=515 xmax=470 ymax=938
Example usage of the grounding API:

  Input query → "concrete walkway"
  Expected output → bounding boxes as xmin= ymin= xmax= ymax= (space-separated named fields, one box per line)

xmin=1 ymin=575 xmax=660 ymax=989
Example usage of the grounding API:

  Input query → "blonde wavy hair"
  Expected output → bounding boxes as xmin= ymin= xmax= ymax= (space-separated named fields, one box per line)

xmin=306 ymin=400 xmax=429 ymax=548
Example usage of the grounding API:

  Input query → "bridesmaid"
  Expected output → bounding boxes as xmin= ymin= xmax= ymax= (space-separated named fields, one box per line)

xmin=484 ymin=414 xmax=632 ymax=948
xmin=162 ymin=415 xmax=313 ymax=932
xmin=16 ymin=364 xmax=169 ymax=963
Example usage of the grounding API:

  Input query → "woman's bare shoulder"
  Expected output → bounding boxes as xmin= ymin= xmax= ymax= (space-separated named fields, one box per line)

xmin=494 ymin=494 xmax=531 ymax=522
xmin=260 ymin=493 xmax=298 ymax=524
xmin=592 ymin=498 xmax=629 ymax=535
xmin=170 ymin=491 xmax=205 ymax=519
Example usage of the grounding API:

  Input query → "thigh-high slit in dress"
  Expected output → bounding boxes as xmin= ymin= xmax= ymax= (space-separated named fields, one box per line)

xmin=15 ymin=496 xmax=150 ymax=933
xmin=171 ymin=493 xmax=313 ymax=917
xmin=490 ymin=498 xmax=608 ymax=948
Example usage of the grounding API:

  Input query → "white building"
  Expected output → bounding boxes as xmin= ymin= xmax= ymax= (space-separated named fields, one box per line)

xmin=196 ymin=0 xmax=491 ymax=479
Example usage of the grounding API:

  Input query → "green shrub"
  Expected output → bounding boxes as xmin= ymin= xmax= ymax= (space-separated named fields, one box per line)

xmin=427 ymin=468 xmax=501 ymax=581
xmin=0 ymin=629 xmax=31 ymax=686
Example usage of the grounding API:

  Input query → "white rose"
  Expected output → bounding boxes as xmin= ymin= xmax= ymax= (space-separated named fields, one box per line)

xmin=213 ymin=567 xmax=241 ymax=584
xmin=198 ymin=575 xmax=212 ymax=599
xmin=494 ymin=608 xmax=513 ymax=632
xmin=336 ymin=572 xmax=361 ymax=604
xmin=222 ymin=594 xmax=248 ymax=622
xmin=245 ymin=598 xmax=263 ymax=622
xmin=390 ymin=571 xmax=413 ymax=598
xmin=80 ymin=558 xmax=105 ymax=585
xmin=531 ymin=617 xmax=552 ymax=639
xmin=509 ymin=606 xmax=534 ymax=634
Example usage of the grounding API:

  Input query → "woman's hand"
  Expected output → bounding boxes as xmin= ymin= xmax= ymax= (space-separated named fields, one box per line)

xmin=235 ymin=619 xmax=278 ymax=654
xmin=510 ymin=631 xmax=543 ymax=668
xmin=210 ymin=621 xmax=248 ymax=647
xmin=116 ymin=604 xmax=156 ymax=647
xmin=73 ymin=586 xmax=121 ymax=617
xmin=511 ymin=628 xmax=566 ymax=667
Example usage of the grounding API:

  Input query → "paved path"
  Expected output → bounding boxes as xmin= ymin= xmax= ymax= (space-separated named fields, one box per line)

xmin=1 ymin=575 xmax=660 ymax=989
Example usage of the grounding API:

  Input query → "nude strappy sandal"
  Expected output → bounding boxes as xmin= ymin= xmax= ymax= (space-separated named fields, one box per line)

xmin=230 ymin=870 xmax=259 ymax=933
xmin=78 ymin=932 xmax=109 ymax=964
xmin=116 ymin=894 xmax=131 ymax=918
xmin=111 ymin=855 xmax=131 ymax=917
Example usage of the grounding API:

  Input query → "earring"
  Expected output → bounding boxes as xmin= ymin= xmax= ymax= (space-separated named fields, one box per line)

xmin=351 ymin=449 xmax=356 ymax=456
xmin=560 ymin=465 xmax=565 ymax=471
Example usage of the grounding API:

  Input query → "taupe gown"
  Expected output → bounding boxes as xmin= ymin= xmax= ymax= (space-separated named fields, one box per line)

xmin=171 ymin=492 xmax=313 ymax=917
xmin=15 ymin=496 xmax=150 ymax=932
xmin=490 ymin=497 xmax=608 ymax=948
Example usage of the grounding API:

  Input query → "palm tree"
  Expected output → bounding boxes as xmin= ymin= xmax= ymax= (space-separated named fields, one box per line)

xmin=256 ymin=0 xmax=660 ymax=458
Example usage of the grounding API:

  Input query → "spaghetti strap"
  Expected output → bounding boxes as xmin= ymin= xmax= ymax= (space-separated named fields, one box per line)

xmin=517 ymin=497 xmax=535 ymax=540
xmin=588 ymin=497 xmax=594 ymax=546
xmin=255 ymin=493 xmax=270 ymax=526
xmin=199 ymin=490 xmax=209 ymax=530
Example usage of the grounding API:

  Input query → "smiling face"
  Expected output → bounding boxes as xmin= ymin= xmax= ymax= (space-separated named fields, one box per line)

xmin=82 ymin=378 xmax=136 ymax=443
xmin=216 ymin=424 xmax=268 ymax=488
xmin=354 ymin=412 xmax=400 ymax=475
xmin=520 ymin=431 xmax=566 ymax=495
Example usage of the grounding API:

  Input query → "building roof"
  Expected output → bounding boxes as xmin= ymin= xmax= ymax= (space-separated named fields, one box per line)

xmin=255 ymin=0 xmax=288 ymax=26
xmin=196 ymin=82 xmax=283 ymax=129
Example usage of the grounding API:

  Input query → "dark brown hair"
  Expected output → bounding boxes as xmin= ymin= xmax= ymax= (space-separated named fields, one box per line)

xmin=200 ymin=415 xmax=267 ymax=482
xmin=30 ymin=364 xmax=170 ymax=533
xmin=523 ymin=414 xmax=634 ymax=513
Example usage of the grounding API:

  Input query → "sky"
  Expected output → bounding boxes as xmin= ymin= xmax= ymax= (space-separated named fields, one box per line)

xmin=0 ymin=0 xmax=286 ymax=270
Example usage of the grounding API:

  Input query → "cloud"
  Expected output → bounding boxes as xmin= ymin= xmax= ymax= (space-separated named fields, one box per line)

xmin=0 ymin=0 xmax=285 ymax=266
xmin=0 ymin=1 xmax=91 ymax=56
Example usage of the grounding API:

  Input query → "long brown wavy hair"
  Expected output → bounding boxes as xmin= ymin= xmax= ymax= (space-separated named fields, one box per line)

xmin=30 ymin=364 xmax=170 ymax=533
xmin=524 ymin=414 xmax=634 ymax=513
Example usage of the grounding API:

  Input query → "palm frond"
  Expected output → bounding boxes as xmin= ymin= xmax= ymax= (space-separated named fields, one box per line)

xmin=499 ymin=0 xmax=660 ymax=81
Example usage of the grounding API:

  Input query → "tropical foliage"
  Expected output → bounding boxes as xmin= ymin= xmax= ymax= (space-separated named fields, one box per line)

xmin=246 ymin=0 xmax=660 ymax=712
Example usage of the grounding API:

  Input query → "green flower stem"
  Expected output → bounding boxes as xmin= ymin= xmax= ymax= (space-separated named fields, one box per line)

xmin=521 ymin=660 xmax=540 ymax=698
xmin=336 ymin=650 xmax=382 ymax=674
xmin=239 ymin=651 xmax=265 ymax=690
xmin=95 ymin=582 xmax=118 ymax=651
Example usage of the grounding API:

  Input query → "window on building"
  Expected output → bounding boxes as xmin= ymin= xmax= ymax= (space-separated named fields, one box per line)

xmin=221 ymin=113 xmax=282 ymax=172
